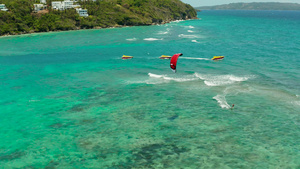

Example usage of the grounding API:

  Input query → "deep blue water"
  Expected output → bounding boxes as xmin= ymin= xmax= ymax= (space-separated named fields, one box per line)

xmin=0 ymin=10 xmax=299 ymax=168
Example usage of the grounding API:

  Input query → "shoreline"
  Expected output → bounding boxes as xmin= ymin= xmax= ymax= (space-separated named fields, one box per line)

xmin=0 ymin=17 xmax=199 ymax=38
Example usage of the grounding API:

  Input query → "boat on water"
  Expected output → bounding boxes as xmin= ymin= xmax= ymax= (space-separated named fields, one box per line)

xmin=159 ymin=55 xmax=172 ymax=59
xmin=122 ymin=55 xmax=133 ymax=59
xmin=211 ymin=56 xmax=224 ymax=60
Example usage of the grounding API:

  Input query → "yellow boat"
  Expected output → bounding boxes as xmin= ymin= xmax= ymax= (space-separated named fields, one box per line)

xmin=122 ymin=55 xmax=133 ymax=59
xmin=212 ymin=56 xmax=224 ymax=60
xmin=159 ymin=55 xmax=172 ymax=59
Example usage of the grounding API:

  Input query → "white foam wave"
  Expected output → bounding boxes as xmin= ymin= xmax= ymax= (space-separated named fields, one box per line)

xmin=213 ymin=95 xmax=231 ymax=109
xmin=204 ymin=80 xmax=234 ymax=86
xmin=148 ymin=73 xmax=197 ymax=82
xmin=144 ymin=38 xmax=163 ymax=41
xmin=158 ymin=31 xmax=169 ymax=34
xmin=195 ymin=73 xmax=253 ymax=87
xmin=148 ymin=73 xmax=164 ymax=78
xmin=158 ymin=29 xmax=170 ymax=34
xmin=194 ymin=73 xmax=206 ymax=80
xmin=144 ymin=73 xmax=253 ymax=86
xmin=126 ymin=38 xmax=137 ymax=41
xmin=180 ymin=57 xmax=209 ymax=60
xmin=229 ymin=76 xmax=250 ymax=82
xmin=188 ymin=30 xmax=194 ymax=33
xmin=292 ymin=101 xmax=300 ymax=106
xmin=171 ymin=20 xmax=184 ymax=23
xmin=178 ymin=34 xmax=198 ymax=38
xmin=186 ymin=26 xmax=194 ymax=29
xmin=146 ymin=82 xmax=164 ymax=84
xmin=191 ymin=40 xmax=204 ymax=43
xmin=128 ymin=79 xmax=165 ymax=85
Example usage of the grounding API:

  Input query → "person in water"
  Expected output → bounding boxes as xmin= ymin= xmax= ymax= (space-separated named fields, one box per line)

xmin=231 ymin=104 xmax=234 ymax=110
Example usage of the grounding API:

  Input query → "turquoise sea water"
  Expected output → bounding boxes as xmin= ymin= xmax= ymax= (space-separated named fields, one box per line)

xmin=0 ymin=10 xmax=299 ymax=168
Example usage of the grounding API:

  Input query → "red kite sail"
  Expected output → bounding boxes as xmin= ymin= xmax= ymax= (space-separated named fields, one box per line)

xmin=170 ymin=53 xmax=183 ymax=73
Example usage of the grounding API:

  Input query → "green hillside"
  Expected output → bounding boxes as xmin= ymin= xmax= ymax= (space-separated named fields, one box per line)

xmin=196 ymin=2 xmax=300 ymax=10
xmin=0 ymin=0 xmax=197 ymax=36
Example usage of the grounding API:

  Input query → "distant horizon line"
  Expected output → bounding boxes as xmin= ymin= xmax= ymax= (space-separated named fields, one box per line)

xmin=195 ymin=2 xmax=300 ymax=7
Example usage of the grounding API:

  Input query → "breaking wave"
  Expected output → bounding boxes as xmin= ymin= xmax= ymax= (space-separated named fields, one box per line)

xmin=293 ymin=101 xmax=300 ymax=106
xmin=186 ymin=26 xmax=194 ymax=29
xmin=171 ymin=20 xmax=184 ymax=23
xmin=144 ymin=38 xmax=163 ymax=41
xmin=295 ymin=95 xmax=300 ymax=106
xmin=130 ymin=73 xmax=253 ymax=86
xmin=158 ymin=31 xmax=169 ymax=35
xmin=126 ymin=38 xmax=137 ymax=41
xmin=158 ymin=28 xmax=170 ymax=34
xmin=178 ymin=34 xmax=198 ymax=38
xmin=213 ymin=95 xmax=231 ymax=109
xmin=188 ymin=30 xmax=194 ymax=33
xmin=195 ymin=73 xmax=253 ymax=86
xmin=148 ymin=73 xmax=163 ymax=78
xmin=148 ymin=73 xmax=198 ymax=82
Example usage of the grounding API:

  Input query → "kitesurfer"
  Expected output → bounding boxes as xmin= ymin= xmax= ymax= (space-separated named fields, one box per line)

xmin=170 ymin=53 xmax=183 ymax=73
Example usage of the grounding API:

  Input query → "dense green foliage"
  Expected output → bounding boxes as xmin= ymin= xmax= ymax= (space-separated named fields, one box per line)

xmin=196 ymin=2 xmax=300 ymax=11
xmin=0 ymin=0 xmax=197 ymax=36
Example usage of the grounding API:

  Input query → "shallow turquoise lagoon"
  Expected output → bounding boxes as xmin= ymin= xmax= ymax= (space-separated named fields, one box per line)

xmin=0 ymin=10 xmax=299 ymax=168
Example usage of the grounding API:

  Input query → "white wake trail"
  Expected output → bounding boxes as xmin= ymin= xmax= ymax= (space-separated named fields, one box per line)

xmin=180 ymin=57 xmax=210 ymax=60
xmin=213 ymin=95 xmax=231 ymax=109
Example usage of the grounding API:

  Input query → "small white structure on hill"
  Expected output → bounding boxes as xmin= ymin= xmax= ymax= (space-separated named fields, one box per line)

xmin=51 ymin=1 xmax=63 ymax=10
xmin=34 ymin=4 xmax=47 ymax=12
xmin=76 ymin=8 xmax=88 ymax=17
xmin=0 ymin=4 xmax=8 ymax=11
xmin=52 ymin=0 xmax=80 ymax=10
xmin=40 ymin=0 xmax=47 ymax=4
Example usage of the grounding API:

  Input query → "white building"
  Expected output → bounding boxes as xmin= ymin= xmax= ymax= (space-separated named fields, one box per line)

xmin=76 ymin=8 xmax=88 ymax=17
xmin=40 ymin=0 xmax=47 ymax=4
xmin=52 ymin=0 xmax=80 ymax=10
xmin=52 ymin=1 xmax=63 ymax=10
xmin=0 ymin=4 xmax=8 ymax=11
xmin=64 ymin=1 xmax=76 ymax=9
xmin=34 ymin=4 xmax=47 ymax=12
